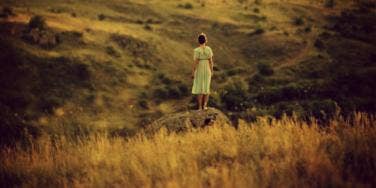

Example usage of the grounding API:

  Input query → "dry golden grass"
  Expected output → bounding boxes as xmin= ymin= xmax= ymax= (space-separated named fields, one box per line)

xmin=1 ymin=113 xmax=375 ymax=187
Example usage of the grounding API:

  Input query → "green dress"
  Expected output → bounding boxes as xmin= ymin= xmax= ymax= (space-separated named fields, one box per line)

xmin=192 ymin=46 xmax=213 ymax=94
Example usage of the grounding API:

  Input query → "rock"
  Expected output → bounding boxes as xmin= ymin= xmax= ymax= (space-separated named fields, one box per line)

xmin=146 ymin=107 xmax=232 ymax=133
xmin=22 ymin=28 xmax=59 ymax=48
xmin=39 ymin=32 xmax=58 ymax=48
xmin=29 ymin=28 xmax=41 ymax=43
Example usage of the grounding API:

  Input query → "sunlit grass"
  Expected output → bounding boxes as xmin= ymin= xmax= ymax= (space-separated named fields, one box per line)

xmin=1 ymin=113 xmax=375 ymax=187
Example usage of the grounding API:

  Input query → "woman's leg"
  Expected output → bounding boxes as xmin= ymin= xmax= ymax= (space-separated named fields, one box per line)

xmin=197 ymin=94 xmax=203 ymax=110
xmin=203 ymin=94 xmax=209 ymax=109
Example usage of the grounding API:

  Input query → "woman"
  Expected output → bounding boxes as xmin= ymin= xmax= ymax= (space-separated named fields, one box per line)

xmin=191 ymin=33 xmax=214 ymax=110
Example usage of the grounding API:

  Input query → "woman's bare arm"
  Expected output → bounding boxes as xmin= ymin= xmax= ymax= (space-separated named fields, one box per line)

xmin=192 ymin=59 xmax=199 ymax=78
xmin=208 ymin=57 xmax=214 ymax=74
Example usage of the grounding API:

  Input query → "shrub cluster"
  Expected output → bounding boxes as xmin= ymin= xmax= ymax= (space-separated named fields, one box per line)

xmin=257 ymin=63 xmax=274 ymax=76
xmin=177 ymin=3 xmax=193 ymax=9
xmin=220 ymin=81 xmax=249 ymax=111
xmin=28 ymin=15 xmax=47 ymax=30
xmin=0 ymin=6 xmax=15 ymax=18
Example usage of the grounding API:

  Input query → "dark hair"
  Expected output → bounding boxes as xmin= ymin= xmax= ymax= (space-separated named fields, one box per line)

xmin=198 ymin=33 xmax=207 ymax=44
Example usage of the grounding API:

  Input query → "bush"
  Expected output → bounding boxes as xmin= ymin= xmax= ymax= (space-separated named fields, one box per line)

xmin=304 ymin=26 xmax=312 ymax=33
xmin=253 ymin=28 xmax=265 ymax=35
xmin=138 ymin=100 xmax=149 ymax=109
xmin=178 ymin=3 xmax=193 ymax=9
xmin=28 ymin=15 xmax=47 ymax=30
xmin=226 ymin=68 xmax=244 ymax=76
xmin=154 ymin=83 xmax=189 ymax=101
xmin=314 ymin=38 xmax=325 ymax=50
xmin=208 ymin=92 xmax=222 ymax=108
xmin=221 ymin=81 xmax=249 ymax=111
xmin=255 ymin=0 xmax=262 ymax=5
xmin=253 ymin=8 xmax=260 ymax=13
xmin=106 ymin=46 xmax=121 ymax=58
xmin=0 ymin=6 xmax=15 ymax=18
xmin=56 ymin=31 xmax=83 ymax=45
xmin=98 ymin=14 xmax=106 ymax=21
xmin=302 ymin=99 xmax=338 ymax=121
xmin=293 ymin=17 xmax=304 ymax=26
xmin=144 ymin=24 xmax=152 ymax=31
xmin=157 ymin=73 xmax=172 ymax=84
xmin=324 ymin=0 xmax=335 ymax=8
xmin=257 ymin=63 xmax=274 ymax=76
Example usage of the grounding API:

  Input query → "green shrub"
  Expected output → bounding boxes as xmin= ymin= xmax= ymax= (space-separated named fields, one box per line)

xmin=314 ymin=38 xmax=325 ymax=50
xmin=0 ymin=6 xmax=15 ymax=18
xmin=56 ymin=31 xmax=83 ymax=46
xmin=208 ymin=92 xmax=222 ymax=108
xmin=226 ymin=68 xmax=244 ymax=76
xmin=304 ymin=26 xmax=312 ymax=33
xmin=273 ymin=102 xmax=299 ymax=118
xmin=144 ymin=24 xmax=153 ymax=31
xmin=221 ymin=81 xmax=249 ymax=111
xmin=293 ymin=17 xmax=304 ymax=26
xmin=255 ymin=0 xmax=262 ymax=5
xmin=177 ymin=83 xmax=189 ymax=94
xmin=106 ymin=46 xmax=121 ymax=58
xmin=257 ymin=63 xmax=274 ymax=76
xmin=178 ymin=3 xmax=193 ymax=9
xmin=28 ymin=15 xmax=47 ymax=30
xmin=324 ymin=0 xmax=335 ymax=8
xmin=302 ymin=99 xmax=338 ymax=121
xmin=248 ymin=73 xmax=265 ymax=88
xmin=98 ymin=14 xmax=106 ymax=21
xmin=253 ymin=28 xmax=265 ymax=35
xmin=157 ymin=73 xmax=172 ymax=84
xmin=184 ymin=3 xmax=193 ymax=9
xmin=153 ymin=83 xmax=189 ymax=101
xmin=138 ymin=100 xmax=149 ymax=109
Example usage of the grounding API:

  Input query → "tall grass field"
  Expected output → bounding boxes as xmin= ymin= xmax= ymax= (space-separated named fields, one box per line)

xmin=1 ymin=113 xmax=375 ymax=187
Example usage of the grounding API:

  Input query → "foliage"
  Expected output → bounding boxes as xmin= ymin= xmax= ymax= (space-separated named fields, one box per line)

xmin=98 ymin=14 xmax=106 ymax=20
xmin=257 ymin=62 xmax=273 ymax=76
xmin=138 ymin=99 xmax=148 ymax=109
xmin=255 ymin=0 xmax=262 ymax=5
xmin=293 ymin=17 xmax=304 ymax=26
xmin=177 ymin=3 xmax=193 ymax=9
xmin=105 ymin=46 xmax=121 ymax=58
xmin=154 ymin=82 xmax=189 ymax=101
xmin=324 ymin=0 xmax=336 ymax=8
xmin=221 ymin=81 xmax=248 ymax=111
xmin=143 ymin=24 xmax=152 ymax=31
xmin=0 ymin=6 xmax=15 ymax=18
xmin=28 ymin=15 xmax=47 ymax=30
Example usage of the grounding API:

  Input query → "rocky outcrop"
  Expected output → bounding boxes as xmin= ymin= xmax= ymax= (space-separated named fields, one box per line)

xmin=146 ymin=107 xmax=231 ymax=133
xmin=22 ymin=28 xmax=58 ymax=48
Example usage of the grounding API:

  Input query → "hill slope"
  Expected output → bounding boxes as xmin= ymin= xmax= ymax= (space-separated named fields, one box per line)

xmin=0 ymin=0 xmax=375 ymax=141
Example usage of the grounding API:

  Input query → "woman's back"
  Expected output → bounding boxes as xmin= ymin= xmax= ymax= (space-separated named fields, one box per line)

xmin=194 ymin=46 xmax=213 ymax=61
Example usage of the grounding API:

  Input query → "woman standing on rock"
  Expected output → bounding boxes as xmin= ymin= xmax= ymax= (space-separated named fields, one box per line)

xmin=191 ymin=33 xmax=214 ymax=110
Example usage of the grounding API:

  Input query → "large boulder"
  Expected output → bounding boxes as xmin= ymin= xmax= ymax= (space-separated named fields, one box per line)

xmin=146 ymin=107 xmax=231 ymax=133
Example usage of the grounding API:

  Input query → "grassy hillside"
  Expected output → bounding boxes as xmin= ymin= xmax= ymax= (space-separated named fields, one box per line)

xmin=1 ymin=113 xmax=375 ymax=187
xmin=0 ymin=0 xmax=375 ymax=186
xmin=0 ymin=0 xmax=375 ymax=140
